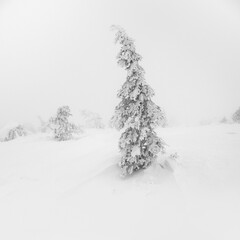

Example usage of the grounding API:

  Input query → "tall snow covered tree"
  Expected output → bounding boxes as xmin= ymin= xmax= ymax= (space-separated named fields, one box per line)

xmin=111 ymin=26 xmax=165 ymax=176
xmin=49 ymin=106 xmax=78 ymax=141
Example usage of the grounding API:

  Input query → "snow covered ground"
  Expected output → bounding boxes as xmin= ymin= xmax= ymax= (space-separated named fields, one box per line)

xmin=0 ymin=124 xmax=240 ymax=240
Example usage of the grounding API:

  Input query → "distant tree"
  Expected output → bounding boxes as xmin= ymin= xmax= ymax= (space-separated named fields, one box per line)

xmin=4 ymin=125 xmax=27 ymax=141
xmin=232 ymin=107 xmax=240 ymax=123
xmin=49 ymin=106 xmax=80 ymax=141
xmin=111 ymin=26 xmax=165 ymax=176
xmin=79 ymin=110 xmax=105 ymax=129
xmin=220 ymin=117 xmax=227 ymax=124
xmin=38 ymin=116 xmax=50 ymax=133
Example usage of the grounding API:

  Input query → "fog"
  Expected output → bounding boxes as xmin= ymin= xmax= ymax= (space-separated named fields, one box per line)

xmin=1 ymin=0 xmax=240 ymax=127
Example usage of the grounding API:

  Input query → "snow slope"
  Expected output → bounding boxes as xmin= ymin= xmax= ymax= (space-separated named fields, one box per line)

xmin=0 ymin=125 xmax=240 ymax=240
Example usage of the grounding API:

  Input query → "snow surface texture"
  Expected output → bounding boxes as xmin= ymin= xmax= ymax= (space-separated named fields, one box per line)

xmin=0 ymin=125 xmax=240 ymax=240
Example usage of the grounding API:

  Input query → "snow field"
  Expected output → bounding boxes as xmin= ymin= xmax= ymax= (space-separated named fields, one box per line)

xmin=0 ymin=125 xmax=240 ymax=240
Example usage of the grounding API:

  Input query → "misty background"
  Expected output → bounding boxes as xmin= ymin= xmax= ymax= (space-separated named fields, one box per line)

xmin=0 ymin=0 xmax=240 ymax=127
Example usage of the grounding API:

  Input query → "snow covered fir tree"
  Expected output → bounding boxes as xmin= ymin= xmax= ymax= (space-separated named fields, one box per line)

xmin=111 ymin=26 xmax=165 ymax=176
xmin=232 ymin=107 xmax=240 ymax=123
xmin=49 ymin=106 xmax=79 ymax=141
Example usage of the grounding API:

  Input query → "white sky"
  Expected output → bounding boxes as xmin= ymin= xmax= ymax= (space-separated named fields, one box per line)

xmin=0 ymin=0 xmax=240 ymax=126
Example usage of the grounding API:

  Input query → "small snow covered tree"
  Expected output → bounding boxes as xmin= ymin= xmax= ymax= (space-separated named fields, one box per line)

xmin=111 ymin=26 xmax=165 ymax=176
xmin=232 ymin=107 xmax=240 ymax=123
xmin=4 ymin=125 xmax=27 ymax=141
xmin=49 ymin=106 xmax=78 ymax=141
